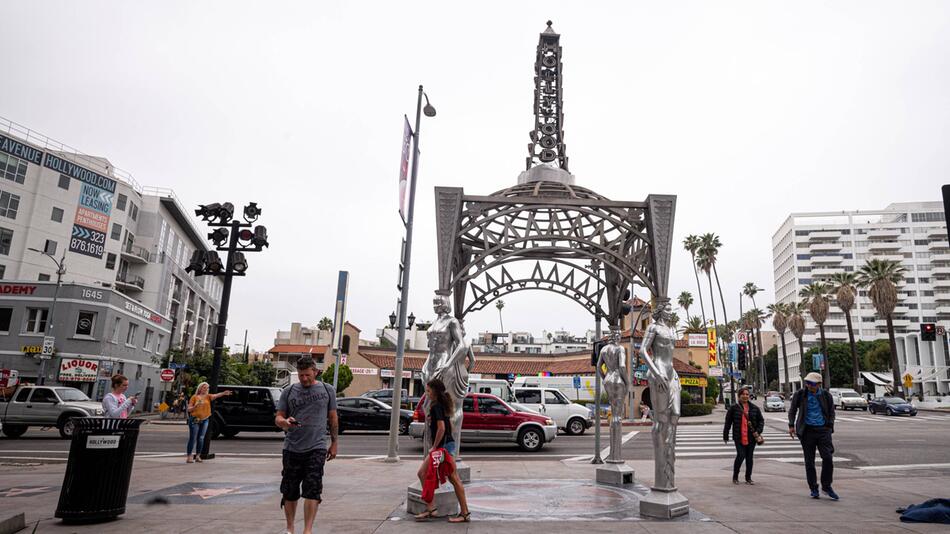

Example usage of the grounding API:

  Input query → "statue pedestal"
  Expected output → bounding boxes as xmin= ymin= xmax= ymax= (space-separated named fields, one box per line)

xmin=639 ymin=487 xmax=690 ymax=519
xmin=595 ymin=462 xmax=635 ymax=487
xmin=406 ymin=481 xmax=460 ymax=516
xmin=455 ymin=461 xmax=471 ymax=484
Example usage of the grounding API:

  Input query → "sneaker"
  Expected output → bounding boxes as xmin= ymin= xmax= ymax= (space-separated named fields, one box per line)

xmin=810 ymin=489 xmax=820 ymax=499
xmin=822 ymin=488 xmax=839 ymax=501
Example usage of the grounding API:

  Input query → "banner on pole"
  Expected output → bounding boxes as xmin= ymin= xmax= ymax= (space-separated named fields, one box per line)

xmin=707 ymin=327 xmax=718 ymax=366
xmin=398 ymin=116 xmax=412 ymax=219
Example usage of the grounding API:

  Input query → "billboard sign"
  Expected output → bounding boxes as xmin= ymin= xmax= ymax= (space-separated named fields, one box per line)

xmin=59 ymin=358 xmax=99 ymax=382
xmin=687 ymin=333 xmax=706 ymax=348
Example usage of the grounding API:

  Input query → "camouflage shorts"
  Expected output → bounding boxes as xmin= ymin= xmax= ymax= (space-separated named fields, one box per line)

xmin=280 ymin=448 xmax=327 ymax=501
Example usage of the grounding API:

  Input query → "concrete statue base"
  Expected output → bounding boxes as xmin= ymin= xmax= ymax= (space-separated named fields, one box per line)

xmin=595 ymin=462 xmax=635 ymax=487
xmin=406 ymin=481 xmax=460 ymax=516
xmin=639 ymin=488 xmax=690 ymax=519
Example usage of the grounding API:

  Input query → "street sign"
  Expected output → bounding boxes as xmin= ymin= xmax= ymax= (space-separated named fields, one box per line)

xmin=903 ymin=373 xmax=914 ymax=389
xmin=736 ymin=332 xmax=748 ymax=343
xmin=340 ymin=354 xmax=347 ymax=365
xmin=168 ymin=362 xmax=187 ymax=370
xmin=708 ymin=367 xmax=723 ymax=377
xmin=858 ymin=376 xmax=865 ymax=386
xmin=160 ymin=369 xmax=175 ymax=382
xmin=41 ymin=336 xmax=55 ymax=358
xmin=573 ymin=375 xmax=581 ymax=389
xmin=938 ymin=326 xmax=947 ymax=337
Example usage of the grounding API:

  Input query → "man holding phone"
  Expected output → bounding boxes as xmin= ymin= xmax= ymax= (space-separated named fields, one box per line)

xmin=276 ymin=356 xmax=338 ymax=534
xmin=102 ymin=374 xmax=138 ymax=418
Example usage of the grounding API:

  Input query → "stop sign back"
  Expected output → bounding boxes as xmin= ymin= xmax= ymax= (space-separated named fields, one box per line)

xmin=160 ymin=369 xmax=175 ymax=382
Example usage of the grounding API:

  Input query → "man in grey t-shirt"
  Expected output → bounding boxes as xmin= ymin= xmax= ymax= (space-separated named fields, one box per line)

xmin=275 ymin=357 xmax=338 ymax=534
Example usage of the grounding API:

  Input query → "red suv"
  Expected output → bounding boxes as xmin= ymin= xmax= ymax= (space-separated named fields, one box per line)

xmin=409 ymin=392 xmax=557 ymax=452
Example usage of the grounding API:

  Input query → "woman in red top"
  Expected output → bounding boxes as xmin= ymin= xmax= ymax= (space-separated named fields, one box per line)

xmin=723 ymin=387 xmax=765 ymax=484
xmin=414 ymin=379 xmax=470 ymax=523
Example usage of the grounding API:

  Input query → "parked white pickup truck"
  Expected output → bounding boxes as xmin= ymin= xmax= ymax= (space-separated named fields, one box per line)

xmin=1 ymin=385 xmax=104 ymax=438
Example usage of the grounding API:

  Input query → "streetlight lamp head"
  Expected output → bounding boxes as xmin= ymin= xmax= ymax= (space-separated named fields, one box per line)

xmin=422 ymin=93 xmax=436 ymax=117
xmin=408 ymin=312 xmax=416 ymax=328
xmin=389 ymin=311 xmax=397 ymax=328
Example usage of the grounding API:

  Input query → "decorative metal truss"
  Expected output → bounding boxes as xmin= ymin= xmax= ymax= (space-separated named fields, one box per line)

xmin=432 ymin=23 xmax=677 ymax=328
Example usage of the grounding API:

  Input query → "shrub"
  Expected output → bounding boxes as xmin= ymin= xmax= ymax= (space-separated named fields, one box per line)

xmin=681 ymin=403 xmax=714 ymax=417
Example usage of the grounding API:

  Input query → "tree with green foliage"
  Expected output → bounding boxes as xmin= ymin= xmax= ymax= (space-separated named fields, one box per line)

xmin=320 ymin=363 xmax=353 ymax=394
xmin=318 ymin=317 xmax=333 ymax=331
xmin=858 ymin=258 xmax=907 ymax=397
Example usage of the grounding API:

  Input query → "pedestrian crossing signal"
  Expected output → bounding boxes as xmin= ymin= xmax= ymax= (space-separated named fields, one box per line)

xmin=920 ymin=323 xmax=936 ymax=342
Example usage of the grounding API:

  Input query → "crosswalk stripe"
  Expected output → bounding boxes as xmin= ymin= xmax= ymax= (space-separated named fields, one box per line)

xmin=677 ymin=445 xmax=801 ymax=451
xmin=677 ymin=450 xmax=803 ymax=457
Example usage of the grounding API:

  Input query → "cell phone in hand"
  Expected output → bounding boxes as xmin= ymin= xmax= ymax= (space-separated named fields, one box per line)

xmin=132 ymin=391 xmax=142 ymax=397
xmin=289 ymin=419 xmax=301 ymax=426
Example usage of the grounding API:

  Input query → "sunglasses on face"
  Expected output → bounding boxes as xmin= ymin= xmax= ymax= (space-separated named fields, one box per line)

xmin=804 ymin=381 xmax=818 ymax=387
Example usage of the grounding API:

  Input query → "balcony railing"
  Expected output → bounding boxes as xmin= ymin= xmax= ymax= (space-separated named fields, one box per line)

xmin=121 ymin=242 xmax=150 ymax=263
xmin=115 ymin=272 xmax=145 ymax=291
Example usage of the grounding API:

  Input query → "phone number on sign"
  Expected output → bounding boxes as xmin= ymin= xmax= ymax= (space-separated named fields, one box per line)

xmin=70 ymin=238 xmax=104 ymax=257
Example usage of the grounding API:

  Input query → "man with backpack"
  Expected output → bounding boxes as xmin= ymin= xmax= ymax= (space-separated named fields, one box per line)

xmin=788 ymin=372 xmax=838 ymax=500
xmin=276 ymin=357 xmax=338 ymax=534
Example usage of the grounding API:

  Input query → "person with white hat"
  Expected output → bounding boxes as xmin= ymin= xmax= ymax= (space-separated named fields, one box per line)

xmin=788 ymin=371 xmax=838 ymax=500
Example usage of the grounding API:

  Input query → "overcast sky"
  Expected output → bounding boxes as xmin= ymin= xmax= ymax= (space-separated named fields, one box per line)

xmin=2 ymin=1 xmax=948 ymax=353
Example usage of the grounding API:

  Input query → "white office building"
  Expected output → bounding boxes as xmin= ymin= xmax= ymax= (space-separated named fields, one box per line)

xmin=771 ymin=201 xmax=948 ymax=389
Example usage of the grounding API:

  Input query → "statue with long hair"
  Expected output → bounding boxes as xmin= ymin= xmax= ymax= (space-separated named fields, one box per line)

xmin=639 ymin=298 xmax=681 ymax=491
xmin=598 ymin=327 xmax=629 ymax=463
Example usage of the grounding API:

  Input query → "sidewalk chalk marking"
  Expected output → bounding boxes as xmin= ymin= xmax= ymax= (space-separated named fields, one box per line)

xmin=598 ymin=430 xmax=638 ymax=460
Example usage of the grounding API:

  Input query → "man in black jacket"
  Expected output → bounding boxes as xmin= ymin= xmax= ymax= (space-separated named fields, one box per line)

xmin=788 ymin=372 xmax=839 ymax=500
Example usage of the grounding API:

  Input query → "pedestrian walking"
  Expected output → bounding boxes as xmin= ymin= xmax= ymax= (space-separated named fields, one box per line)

xmin=639 ymin=401 xmax=651 ymax=422
xmin=723 ymin=386 xmax=764 ymax=484
xmin=275 ymin=357 xmax=338 ymax=534
xmin=414 ymin=378 xmax=470 ymax=523
xmin=788 ymin=372 xmax=839 ymax=500
xmin=185 ymin=382 xmax=232 ymax=463
xmin=102 ymin=374 xmax=138 ymax=418
xmin=174 ymin=392 xmax=187 ymax=417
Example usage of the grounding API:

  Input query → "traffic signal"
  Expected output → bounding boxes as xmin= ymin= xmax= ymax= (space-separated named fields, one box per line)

xmin=591 ymin=339 xmax=606 ymax=366
xmin=737 ymin=343 xmax=748 ymax=371
xmin=921 ymin=323 xmax=937 ymax=342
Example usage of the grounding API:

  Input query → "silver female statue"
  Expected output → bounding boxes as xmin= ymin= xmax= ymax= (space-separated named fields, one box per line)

xmin=639 ymin=298 xmax=681 ymax=491
xmin=421 ymin=293 xmax=476 ymax=452
xmin=597 ymin=327 xmax=629 ymax=463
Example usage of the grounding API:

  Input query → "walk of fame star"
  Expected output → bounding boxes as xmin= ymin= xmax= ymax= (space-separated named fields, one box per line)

xmin=168 ymin=485 xmax=253 ymax=500
xmin=0 ymin=486 xmax=54 ymax=498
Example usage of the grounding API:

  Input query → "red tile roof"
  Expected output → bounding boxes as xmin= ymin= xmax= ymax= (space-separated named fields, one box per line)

xmin=267 ymin=344 xmax=330 ymax=355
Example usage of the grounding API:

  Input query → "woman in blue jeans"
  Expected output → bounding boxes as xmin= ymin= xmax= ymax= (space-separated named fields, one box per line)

xmin=185 ymin=382 xmax=232 ymax=463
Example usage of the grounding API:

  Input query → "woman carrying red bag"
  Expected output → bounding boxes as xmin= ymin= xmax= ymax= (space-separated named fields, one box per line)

xmin=414 ymin=379 xmax=471 ymax=523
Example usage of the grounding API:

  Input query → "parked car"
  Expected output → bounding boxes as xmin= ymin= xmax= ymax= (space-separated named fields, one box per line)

xmin=764 ymin=395 xmax=786 ymax=412
xmin=513 ymin=387 xmax=593 ymax=435
xmin=209 ymin=385 xmax=286 ymax=438
xmin=409 ymin=392 xmax=557 ymax=452
xmin=336 ymin=397 xmax=413 ymax=434
xmin=1 ymin=386 xmax=104 ymax=438
xmin=766 ymin=390 xmax=785 ymax=400
xmin=868 ymin=397 xmax=917 ymax=416
xmin=829 ymin=388 xmax=868 ymax=411
xmin=361 ymin=389 xmax=420 ymax=410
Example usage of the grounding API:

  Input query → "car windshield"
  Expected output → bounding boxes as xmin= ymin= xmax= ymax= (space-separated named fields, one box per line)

xmin=841 ymin=392 xmax=860 ymax=398
xmin=55 ymin=388 xmax=90 ymax=402
xmin=767 ymin=396 xmax=782 ymax=402
xmin=884 ymin=398 xmax=909 ymax=405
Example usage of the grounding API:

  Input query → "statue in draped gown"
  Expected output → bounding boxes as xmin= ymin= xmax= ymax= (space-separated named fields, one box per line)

xmin=421 ymin=293 xmax=476 ymax=453
xmin=598 ymin=327 xmax=629 ymax=463
xmin=639 ymin=298 xmax=681 ymax=491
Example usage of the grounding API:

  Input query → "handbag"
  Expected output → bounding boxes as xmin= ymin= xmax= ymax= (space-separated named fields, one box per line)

xmin=741 ymin=408 xmax=765 ymax=445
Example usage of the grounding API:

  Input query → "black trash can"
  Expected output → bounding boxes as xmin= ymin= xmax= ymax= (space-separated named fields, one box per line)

xmin=55 ymin=417 xmax=144 ymax=523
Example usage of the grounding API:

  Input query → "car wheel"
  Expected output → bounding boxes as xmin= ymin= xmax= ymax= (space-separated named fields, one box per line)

xmin=399 ymin=420 xmax=409 ymax=435
xmin=518 ymin=427 xmax=544 ymax=452
xmin=886 ymin=408 xmax=894 ymax=416
xmin=566 ymin=418 xmax=586 ymax=436
xmin=58 ymin=415 xmax=78 ymax=439
xmin=910 ymin=412 xmax=917 ymax=417
xmin=2 ymin=424 xmax=27 ymax=438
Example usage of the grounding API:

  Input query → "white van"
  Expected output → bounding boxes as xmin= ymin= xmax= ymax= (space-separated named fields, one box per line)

xmin=513 ymin=386 xmax=593 ymax=435
xmin=468 ymin=378 xmax=534 ymax=414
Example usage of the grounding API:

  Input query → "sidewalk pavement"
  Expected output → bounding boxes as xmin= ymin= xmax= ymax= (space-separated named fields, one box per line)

xmin=2 ymin=442 xmax=948 ymax=533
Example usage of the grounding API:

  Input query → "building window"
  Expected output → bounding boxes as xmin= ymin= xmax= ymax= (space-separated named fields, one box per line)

xmin=911 ymin=212 xmax=944 ymax=223
xmin=51 ymin=206 xmax=64 ymax=223
xmin=25 ymin=308 xmax=49 ymax=333
xmin=0 ymin=154 xmax=27 ymax=184
xmin=111 ymin=223 xmax=122 ymax=241
xmin=130 ymin=203 xmax=138 ymax=221
xmin=105 ymin=253 xmax=117 ymax=270
xmin=75 ymin=311 xmax=97 ymax=337
xmin=0 ymin=308 xmax=12 ymax=332
xmin=126 ymin=323 xmax=138 ymax=346
xmin=116 ymin=194 xmax=127 ymax=211
xmin=44 ymin=239 xmax=57 ymax=255
xmin=1 ymin=227 xmax=14 ymax=255
xmin=157 ymin=334 xmax=165 ymax=354
xmin=111 ymin=317 xmax=121 ymax=343
xmin=0 ymin=190 xmax=19 ymax=219
xmin=0 ymin=264 xmax=5 ymax=279
xmin=58 ymin=174 xmax=70 ymax=190
xmin=144 ymin=329 xmax=154 ymax=352
xmin=38 ymin=273 xmax=50 ymax=281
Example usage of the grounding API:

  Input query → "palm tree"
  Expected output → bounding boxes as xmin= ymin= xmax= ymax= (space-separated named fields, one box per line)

xmin=684 ymin=316 xmax=705 ymax=334
xmin=695 ymin=240 xmax=725 ymax=397
xmin=787 ymin=300 xmax=809 ymax=384
xmin=669 ymin=312 xmax=681 ymax=336
xmin=747 ymin=308 xmax=770 ymax=392
xmin=699 ymin=234 xmax=730 ymax=333
xmin=858 ymin=259 xmax=907 ymax=398
xmin=742 ymin=283 xmax=761 ymax=308
xmin=683 ymin=235 xmax=708 ymax=327
xmin=800 ymin=282 xmax=831 ymax=388
xmin=317 ymin=317 xmax=333 ymax=331
xmin=829 ymin=272 xmax=861 ymax=390
xmin=496 ymin=300 xmax=506 ymax=351
xmin=767 ymin=303 xmax=791 ymax=394
xmin=677 ymin=291 xmax=694 ymax=321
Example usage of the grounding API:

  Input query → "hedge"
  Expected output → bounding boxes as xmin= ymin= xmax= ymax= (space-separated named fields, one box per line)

xmin=681 ymin=403 xmax=714 ymax=417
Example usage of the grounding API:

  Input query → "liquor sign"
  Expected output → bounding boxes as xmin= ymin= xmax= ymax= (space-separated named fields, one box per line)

xmin=687 ymin=333 xmax=706 ymax=348
xmin=707 ymin=328 xmax=718 ymax=366
xmin=59 ymin=358 xmax=99 ymax=382
xmin=680 ymin=376 xmax=708 ymax=387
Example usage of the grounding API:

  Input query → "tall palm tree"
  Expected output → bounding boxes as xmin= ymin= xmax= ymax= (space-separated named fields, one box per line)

xmin=742 ymin=282 xmax=761 ymax=309
xmin=829 ymin=272 xmax=861 ymax=390
xmin=684 ymin=316 xmax=705 ymax=334
xmin=699 ymin=234 xmax=730 ymax=332
xmin=787 ymin=300 xmax=809 ymax=384
xmin=683 ymin=235 xmax=708 ymax=327
xmin=695 ymin=239 xmax=725 ymax=397
xmin=768 ymin=303 xmax=790 ymax=394
xmin=800 ymin=282 xmax=831 ymax=388
xmin=669 ymin=312 xmax=681 ymax=336
xmin=496 ymin=300 xmax=506 ymax=351
xmin=748 ymin=308 xmax=770 ymax=392
xmin=858 ymin=259 xmax=907 ymax=398
xmin=677 ymin=291 xmax=694 ymax=321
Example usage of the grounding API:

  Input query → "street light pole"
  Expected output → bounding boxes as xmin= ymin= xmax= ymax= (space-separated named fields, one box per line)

xmin=29 ymin=248 xmax=65 ymax=385
xmin=386 ymin=85 xmax=434 ymax=463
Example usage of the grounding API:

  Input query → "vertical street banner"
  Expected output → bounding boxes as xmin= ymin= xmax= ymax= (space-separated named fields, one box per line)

xmin=44 ymin=154 xmax=116 ymax=259
xmin=398 ymin=116 xmax=412 ymax=219
xmin=707 ymin=327 xmax=718 ymax=366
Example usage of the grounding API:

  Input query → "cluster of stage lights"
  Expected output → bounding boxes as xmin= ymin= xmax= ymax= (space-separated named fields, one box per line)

xmin=186 ymin=202 xmax=268 ymax=276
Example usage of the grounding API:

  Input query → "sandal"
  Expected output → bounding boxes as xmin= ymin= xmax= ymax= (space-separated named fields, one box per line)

xmin=194 ymin=455 xmax=203 ymax=463
xmin=414 ymin=508 xmax=438 ymax=521
xmin=448 ymin=512 xmax=471 ymax=523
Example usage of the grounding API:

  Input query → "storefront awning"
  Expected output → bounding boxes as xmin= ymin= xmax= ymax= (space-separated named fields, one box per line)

xmin=861 ymin=371 xmax=891 ymax=386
